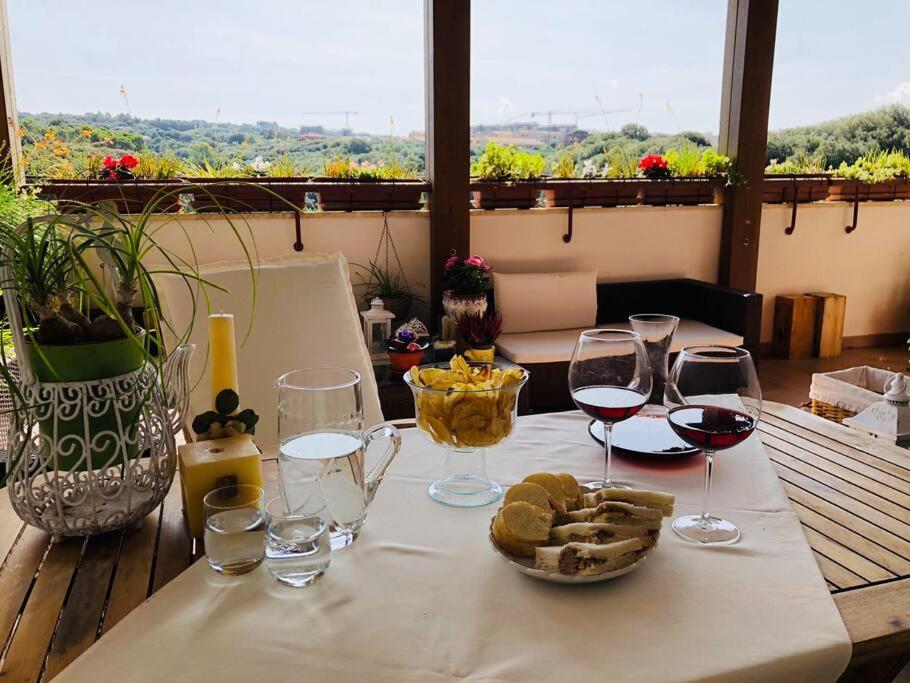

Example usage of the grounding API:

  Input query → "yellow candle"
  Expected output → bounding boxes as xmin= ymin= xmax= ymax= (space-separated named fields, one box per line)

xmin=209 ymin=313 xmax=239 ymax=408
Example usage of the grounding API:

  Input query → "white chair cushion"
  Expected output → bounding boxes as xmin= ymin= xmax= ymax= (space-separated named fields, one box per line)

xmin=154 ymin=251 xmax=383 ymax=453
xmin=496 ymin=319 xmax=744 ymax=365
xmin=492 ymin=271 xmax=597 ymax=334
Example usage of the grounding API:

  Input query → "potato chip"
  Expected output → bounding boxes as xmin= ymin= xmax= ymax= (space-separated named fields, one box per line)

xmin=407 ymin=356 xmax=528 ymax=449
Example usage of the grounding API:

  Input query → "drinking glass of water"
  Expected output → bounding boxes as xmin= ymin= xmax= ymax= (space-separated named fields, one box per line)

xmin=276 ymin=368 xmax=401 ymax=550
xmin=265 ymin=497 xmax=331 ymax=587
xmin=203 ymin=484 xmax=265 ymax=575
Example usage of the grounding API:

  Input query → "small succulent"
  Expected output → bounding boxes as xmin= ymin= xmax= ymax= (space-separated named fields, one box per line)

xmin=191 ymin=389 xmax=260 ymax=440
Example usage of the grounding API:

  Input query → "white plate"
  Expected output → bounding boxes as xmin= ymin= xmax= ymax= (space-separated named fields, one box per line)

xmin=488 ymin=520 xmax=652 ymax=584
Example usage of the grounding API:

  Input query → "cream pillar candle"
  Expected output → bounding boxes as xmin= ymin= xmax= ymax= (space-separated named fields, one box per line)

xmin=209 ymin=313 xmax=239 ymax=408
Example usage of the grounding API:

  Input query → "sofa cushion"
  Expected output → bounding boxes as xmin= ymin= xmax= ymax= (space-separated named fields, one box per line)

xmin=492 ymin=271 xmax=597 ymax=334
xmin=496 ymin=319 xmax=744 ymax=365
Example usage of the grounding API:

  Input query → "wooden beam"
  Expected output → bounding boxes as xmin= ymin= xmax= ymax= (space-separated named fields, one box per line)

xmin=425 ymin=0 xmax=470 ymax=328
xmin=717 ymin=0 xmax=778 ymax=291
xmin=0 ymin=0 xmax=22 ymax=185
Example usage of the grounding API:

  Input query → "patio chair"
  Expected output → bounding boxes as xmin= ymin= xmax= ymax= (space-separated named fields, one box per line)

xmin=154 ymin=250 xmax=383 ymax=452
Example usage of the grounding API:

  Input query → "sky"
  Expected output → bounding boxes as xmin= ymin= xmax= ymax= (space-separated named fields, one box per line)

xmin=8 ymin=1 xmax=910 ymax=136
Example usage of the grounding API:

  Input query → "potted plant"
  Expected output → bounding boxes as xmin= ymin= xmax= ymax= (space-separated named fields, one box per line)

xmin=541 ymin=151 xmax=585 ymax=208
xmin=470 ymin=142 xmax=545 ymax=209
xmin=0 ymin=181 xmax=256 ymax=537
xmin=547 ymin=148 xmax=646 ymax=208
xmin=639 ymin=147 xmax=727 ymax=206
xmin=828 ymin=150 xmax=910 ymax=202
xmin=353 ymin=260 xmax=414 ymax=322
xmin=456 ymin=311 xmax=502 ymax=362
xmin=763 ymin=154 xmax=831 ymax=204
xmin=314 ymin=155 xmax=425 ymax=212
xmin=387 ymin=325 xmax=429 ymax=373
xmin=442 ymin=254 xmax=491 ymax=320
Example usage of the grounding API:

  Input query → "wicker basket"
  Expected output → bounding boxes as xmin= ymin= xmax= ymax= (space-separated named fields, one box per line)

xmin=807 ymin=366 xmax=894 ymax=424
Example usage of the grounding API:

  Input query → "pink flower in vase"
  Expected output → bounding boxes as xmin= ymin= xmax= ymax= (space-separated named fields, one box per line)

xmin=444 ymin=255 xmax=460 ymax=270
xmin=465 ymin=255 xmax=489 ymax=271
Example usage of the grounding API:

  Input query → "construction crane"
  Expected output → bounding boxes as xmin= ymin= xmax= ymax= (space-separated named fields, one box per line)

xmin=299 ymin=111 xmax=359 ymax=132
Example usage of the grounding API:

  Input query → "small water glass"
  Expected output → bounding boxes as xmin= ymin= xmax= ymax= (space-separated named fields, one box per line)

xmin=265 ymin=497 xmax=332 ymax=587
xmin=203 ymin=484 xmax=265 ymax=575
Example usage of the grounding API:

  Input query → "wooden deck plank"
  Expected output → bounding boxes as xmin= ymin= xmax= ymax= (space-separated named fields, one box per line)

xmin=813 ymin=551 xmax=868 ymax=591
xmin=0 ymin=527 xmax=51 ymax=670
xmin=151 ymin=484 xmax=193 ymax=595
xmin=99 ymin=509 xmax=159 ymax=636
xmin=0 ymin=499 xmax=25 ymax=575
xmin=762 ymin=432 xmax=910 ymax=510
xmin=788 ymin=498 xmax=910 ymax=577
xmin=801 ymin=526 xmax=895 ymax=583
xmin=767 ymin=446 xmax=910 ymax=524
xmin=760 ymin=419 xmax=910 ymax=489
xmin=1 ymin=538 xmax=83 ymax=683
xmin=43 ymin=532 xmax=121 ymax=680
xmin=772 ymin=461 xmax=910 ymax=542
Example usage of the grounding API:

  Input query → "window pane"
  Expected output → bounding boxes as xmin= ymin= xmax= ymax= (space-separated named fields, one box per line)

xmin=470 ymin=0 xmax=728 ymax=176
xmin=768 ymin=0 xmax=910 ymax=168
xmin=8 ymin=0 xmax=426 ymax=179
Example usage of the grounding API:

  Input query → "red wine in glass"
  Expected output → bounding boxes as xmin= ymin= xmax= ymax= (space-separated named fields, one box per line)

xmin=571 ymin=386 xmax=648 ymax=424
xmin=667 ymin=406 xmax=756 ymax=451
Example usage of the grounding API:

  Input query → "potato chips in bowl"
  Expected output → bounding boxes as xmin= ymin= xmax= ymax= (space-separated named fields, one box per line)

xmin=404 ymin=357 xmax=529 ymax=507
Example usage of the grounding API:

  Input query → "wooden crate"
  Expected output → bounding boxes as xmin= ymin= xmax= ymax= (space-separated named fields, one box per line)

xmin=808 ymin=292 xmax=846 ymax=358
xmin=773 ymin=294 xmax=817 ymax=360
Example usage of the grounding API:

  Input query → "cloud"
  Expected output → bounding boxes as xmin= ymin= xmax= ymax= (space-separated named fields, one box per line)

xmin=878 ymin=82 xmax=910 ymax=103
xmin=608 ymin=79 xmax=618 ymax=88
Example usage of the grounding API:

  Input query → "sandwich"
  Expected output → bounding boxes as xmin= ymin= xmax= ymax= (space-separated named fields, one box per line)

xmin=565 ymin=501 xmax=663 ymax=529
xmin=548 ymin=522 xmax=657 ymax=547
xmin=491 ymin=501 xmax=552 ymax=558
xmin=534 ymin=538 xmax=644 ymax=576
xmin=582 ymin=488 xmax=675 ymax=517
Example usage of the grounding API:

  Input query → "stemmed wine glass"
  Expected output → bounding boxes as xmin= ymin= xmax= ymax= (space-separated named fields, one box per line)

xmin=569 ymin=330 xmax=652 ymax=491
xmin=664 ymin=345 xmax=762 ymax=545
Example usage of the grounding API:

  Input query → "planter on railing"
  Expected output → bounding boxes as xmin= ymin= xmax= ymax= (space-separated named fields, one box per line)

xmin=638 ymin=177 xmax=724 ymax=206
xmin=826 ymin=177 xmax=910 ymax=202
xmin=542 ymin=179 xmax=644 ymax=208
xmin=28 ymin=177 xmax=429 ymax=213
xmin=312 ymin=178 xmax=427 ymax=211
xmin=762 ymin=174 xmax=831 ymax=204
xmin=470 ymin=181 xmax=541 ymax=210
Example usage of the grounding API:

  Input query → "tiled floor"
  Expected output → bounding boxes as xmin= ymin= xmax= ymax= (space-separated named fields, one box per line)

xmin=759 ymin=344 xmax=909 ymax=407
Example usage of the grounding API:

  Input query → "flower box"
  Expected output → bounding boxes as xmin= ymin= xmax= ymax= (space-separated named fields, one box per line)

xmin=470 ymin=181 xmax=541 ymax=210
xmin=638 ymin=177 xmax=723 ymax=206
xmin=826 ymin=178 xmax=910 ymax=202
xmin=762 ymin=175 xmax=831 ymax=204
xmin=542 ymin=179 xmax=644 ymax=208
xmin=32 ymin=179 xmax=185 ymax=214
xmin=313 ymin=179 xmax=426 ymax=211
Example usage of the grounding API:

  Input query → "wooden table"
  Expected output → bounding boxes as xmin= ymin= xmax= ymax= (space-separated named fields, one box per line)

xmin=1 ymin=402 xmax=909 ymax=682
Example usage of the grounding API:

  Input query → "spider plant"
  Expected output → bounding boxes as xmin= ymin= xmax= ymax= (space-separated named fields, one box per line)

xmin=134 ymin=151 xmax=183 ymax=180
xmin=665 ymin=145 xmax=703 ymax=177
xmin=352 ymin=259 xmax=415 ymax=303
xmin=552 ymin=152 xmax=576 ymax=179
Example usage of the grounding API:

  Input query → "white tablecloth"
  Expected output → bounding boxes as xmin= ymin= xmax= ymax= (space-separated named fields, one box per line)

xmin=59 ymin=412 xmax=851 ymax=682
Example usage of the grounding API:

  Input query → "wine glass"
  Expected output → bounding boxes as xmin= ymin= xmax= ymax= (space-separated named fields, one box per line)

xmin=569 ymin=330 xmax=652 ymax=491
xmin=664 ymin=345 xmax=762 ymax=545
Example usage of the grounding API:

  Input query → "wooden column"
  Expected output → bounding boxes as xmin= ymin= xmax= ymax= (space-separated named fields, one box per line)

xmin=0 ymin=0 xmax=21 ymax=185
xmin=425 ymin=0 xmax=470 ymax=328
xmin=717 ymin=0 xmax=779 ymax=291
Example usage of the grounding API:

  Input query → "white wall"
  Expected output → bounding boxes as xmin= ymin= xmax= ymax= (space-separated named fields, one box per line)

xmin=757 ymin=202 xmax=910 ymax=342
xmin=142 ymin=201 xmax=910 ymax=345
xmin=470 ymin=205 xmax=721 ymax=283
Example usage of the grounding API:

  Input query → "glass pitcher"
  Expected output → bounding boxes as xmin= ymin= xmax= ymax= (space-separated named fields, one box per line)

xmin=276 ymin=368 xmax=401 ymax=549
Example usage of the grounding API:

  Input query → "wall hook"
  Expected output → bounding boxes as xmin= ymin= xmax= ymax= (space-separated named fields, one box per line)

xmin=293 ymin=210 xmax=304 ymax=251
xmin=784 ymin=177 xmax=798 ymax=235
xmin=845 ymin=189 xmax=860 ymax=234
xmin=563 ymin=206 xmax=574 ymax=243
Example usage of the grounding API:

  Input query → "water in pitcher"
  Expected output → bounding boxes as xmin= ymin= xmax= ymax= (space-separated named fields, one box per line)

xmin=278 ymin=431 xmax=368 ymax=545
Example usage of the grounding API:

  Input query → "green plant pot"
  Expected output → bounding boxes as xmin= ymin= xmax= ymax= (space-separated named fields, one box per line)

xmin=26 ymin=333 xmax=149 ymax=472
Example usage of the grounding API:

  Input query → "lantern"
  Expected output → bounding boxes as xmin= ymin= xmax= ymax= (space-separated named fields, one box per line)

xmin=360 ymin=298 xmax=395 ymax=361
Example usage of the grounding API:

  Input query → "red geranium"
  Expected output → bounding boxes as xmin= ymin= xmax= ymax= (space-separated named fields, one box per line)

xmin=638 ymin=154 xmax=671 ymax=179
xmin=120 ymin=154 xmax=139 ymax=169
xmin=99 ymin=154 xmax=139 ymax=181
